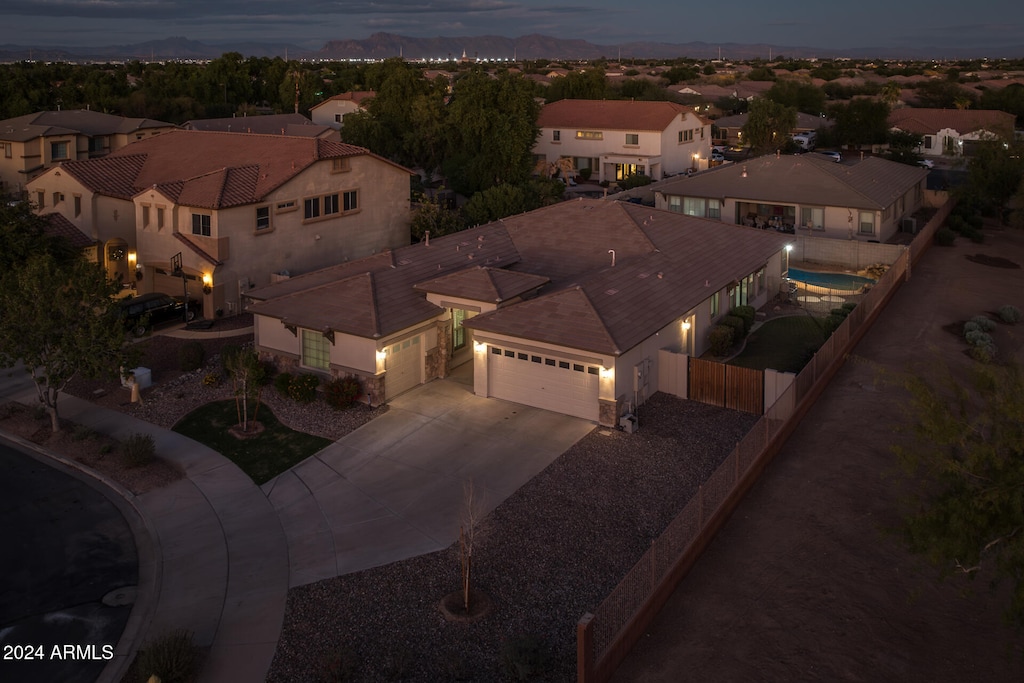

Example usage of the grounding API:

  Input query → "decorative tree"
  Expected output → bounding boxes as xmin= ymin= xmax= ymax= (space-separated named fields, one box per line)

xmin=225 ymin=350 xmax=266 ymax=433
xmin=458 ymin=479 xmax=488 ymax=613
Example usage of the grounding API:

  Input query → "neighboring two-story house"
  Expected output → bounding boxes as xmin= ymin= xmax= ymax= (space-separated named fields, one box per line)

xmin=0 ymin=109 xmax=176 ymax=197
xmin=310 ymin=92 xmax=376 ymax=130
xmin=27 ymin=130 xmax=412 ymax=318
xmin=532 ymin=99 xmax=713 ymax=182
xmin=888 ymin=108 xmax=1016 ymax=157
xmin=246 ymin=199 xmax=790 ymax=426
xmin=653 ymin=153 xmax=929 ymax=243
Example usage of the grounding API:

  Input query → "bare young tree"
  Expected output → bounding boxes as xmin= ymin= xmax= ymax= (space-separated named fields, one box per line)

xmin=459 ymin=478 xmax=489 ymax=612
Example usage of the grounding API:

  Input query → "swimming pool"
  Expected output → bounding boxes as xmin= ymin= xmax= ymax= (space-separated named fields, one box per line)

xmin=787 ymin=267 xmax=875 ymax=292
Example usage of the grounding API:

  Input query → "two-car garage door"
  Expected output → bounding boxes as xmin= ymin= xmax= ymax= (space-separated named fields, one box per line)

xmin=487 ymin=345 xmax=600 ymax=421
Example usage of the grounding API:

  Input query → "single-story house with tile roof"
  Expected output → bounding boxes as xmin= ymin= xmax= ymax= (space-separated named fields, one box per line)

xmin=712 ymin=112 xmax=833 ymax=147
xmin=246 ymin=199 xmax=791 ymax=425
xmin=27 ymin=129 xmax=412 ymax=318
xmin=0 ymin=109 xmax=177 ymax=196
xmin=888 ymin=108 xmax=1016 ymax=157
xmin=652 ymin=153 xmax=929 ymax=243
xmin=533 ymin=99 xmax=712 ymax=181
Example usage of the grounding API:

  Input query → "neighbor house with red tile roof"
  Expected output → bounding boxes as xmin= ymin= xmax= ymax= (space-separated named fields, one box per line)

xmin=533 ymin=99 xmax=713 ymax=182
xmin=27 ymin=129 xmax=412 ymax=318
xmin=653 ymin=153 xmax=929 ymax=243
xmin=888 ymin=108 xmax=1016 ymax=157
xmin=246 ymin=199 xmax=790 ymax=425
xmin=310 ymin=91 xmax=377 ymax=130
xmin=0 ymin=109 xmax=177 ymax=197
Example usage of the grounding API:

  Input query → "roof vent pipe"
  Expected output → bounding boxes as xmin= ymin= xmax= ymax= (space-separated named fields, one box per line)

xmin=608 ymin=249 xmax=616 ymax=267
xmin=425 ymin=231 xmax=430 ymax=247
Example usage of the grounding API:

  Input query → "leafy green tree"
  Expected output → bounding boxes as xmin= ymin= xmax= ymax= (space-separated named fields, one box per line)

xmin=544 ymin=67 xmax=609 ymax=102
xmin=443 ymin=70 xmax=540 ymax=196
xmin=225 ymin=350 xmax=266 ymax=433
xmin=0 ymin=198 xmax=77 ymax=271
xmin=766 ymin=80 xmax=826 ymax=115
xmin=0 ymin=253 xmax=131 ymax=433
xmin=915 ymin=80 xmax=978 ymax=109
xmin=741 ymin=98 xmax=797 ymax=154
xmin=461 ymin=179 xmax=563 ymax=227
xmin=979 ymin=83 xmax=1024 ymax=121
xmin=880 ymin=80 xmax=902 ymax=109
xmin=885 ymin=130 xmax=925 ymax=165
xmin=828 ymin=98 xmax=890 ymax=148
xmin=894 ymin=363 xmax=1024 ymax=626
xmin=664 ymin=66 xmax=699 ymax=84
xmin=410 ymin=190 xmax=465 ymax=241
xmin=965 ymin=139 xmax=1024 ymax=214
xmin=746 ymin=67 xmax=776 ymax=81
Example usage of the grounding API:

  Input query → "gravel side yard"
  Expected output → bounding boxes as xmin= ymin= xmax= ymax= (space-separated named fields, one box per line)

xmin=268 ymin=394 xmax=758 ymax=682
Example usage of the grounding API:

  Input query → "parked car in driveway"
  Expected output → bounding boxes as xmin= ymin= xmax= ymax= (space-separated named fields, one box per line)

xmin=917 ymin=158 xmax=935 ymax=169
xmin=711 ymin=151 xmax=726 ymax=163
xmin=817 ymin=151 xmax=842 ymax=163
xmin=118 ymin=292 xmax=201 ymax=337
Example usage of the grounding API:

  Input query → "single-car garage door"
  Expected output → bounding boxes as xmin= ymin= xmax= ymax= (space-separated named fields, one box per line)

xmin=385 ymin=336 xmax=422 ymax=399
xmin=487 ymin=345 xmax=600 ymax=421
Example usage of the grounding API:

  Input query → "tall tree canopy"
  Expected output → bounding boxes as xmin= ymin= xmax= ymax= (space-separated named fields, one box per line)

xmin=741 ymin=98 xmax=797 ymax=154
xmin=828 ymin=98 xmax=889 ymax=148
xmin=765 ymin=80 xmax=826 ymax=116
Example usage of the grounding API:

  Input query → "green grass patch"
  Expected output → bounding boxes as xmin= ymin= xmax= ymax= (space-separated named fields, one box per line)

xmin=728 ymin=315 xmax=829 ymax=373
xmin=173 ymin=400 xmax=332 ymax=484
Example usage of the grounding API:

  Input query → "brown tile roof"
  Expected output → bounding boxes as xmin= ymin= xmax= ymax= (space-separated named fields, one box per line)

xmin=43 ymin=212 xmax=94 ymax=249
xmin=56 ymin=130 xmax=397 ymax=209
xmin=655 ymin=153 xmax=928 ymax=210
xmin=182 ymin=113 xmax=332 ymax=137
xmin=413 ymin=266 xmax=549 ymax=303
xmin=0 ymin=109 xmax=175 ymax=142
xmin=250 ymin=199 xmax=789 ymax=356
xmin=311 ymin=91 xmax=376 ymax=109
xmin=888 ymin=108 xmax=1016 ymax=136
xmin=537 ymin=99 xmax=696 ymax=132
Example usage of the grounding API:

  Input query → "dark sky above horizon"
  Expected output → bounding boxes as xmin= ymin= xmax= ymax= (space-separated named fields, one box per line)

xmin=2 ymin=0 xmax=1022 ymax=55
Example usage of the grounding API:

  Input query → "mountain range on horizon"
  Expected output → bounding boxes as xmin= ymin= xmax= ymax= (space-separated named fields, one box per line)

xmin=1 ymin=32 xmax=1021 ymax=63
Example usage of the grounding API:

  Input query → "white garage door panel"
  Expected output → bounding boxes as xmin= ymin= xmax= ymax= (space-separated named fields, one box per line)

xmin=385 ymin=336 xmax=421 ymax=398
xmin=488 ymin=347 xmax=599 ymax=421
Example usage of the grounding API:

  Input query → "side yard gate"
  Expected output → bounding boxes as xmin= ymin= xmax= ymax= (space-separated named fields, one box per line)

xmin=687 ymin=357 xmax=764 ymax=415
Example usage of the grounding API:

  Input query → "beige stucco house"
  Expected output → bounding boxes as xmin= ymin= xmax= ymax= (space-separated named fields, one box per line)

xmin=532 ymin=99 xmax=713 ymax=182
xmin=310 ymin=92 xmax=376 ymax=130
xmin=0 ymin=109 xmax=176 ymax=197
xmin=888 ymin=108 xmax=1017 ymax=157
xmin=653 ymin=153 xmax=929 ymax=243
xmin=246 ymin=199 xmax=790 ymax=426
xmin=27 ymin=129 xmax=412 ymax=317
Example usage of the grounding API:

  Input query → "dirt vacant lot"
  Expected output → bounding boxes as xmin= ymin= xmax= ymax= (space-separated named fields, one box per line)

xmin=613 ymin=225 xmax=1024 ymax=682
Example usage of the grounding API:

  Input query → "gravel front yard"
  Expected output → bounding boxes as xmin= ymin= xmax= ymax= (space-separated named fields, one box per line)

xmin=268 ymin=394 xmax=758 ymax=682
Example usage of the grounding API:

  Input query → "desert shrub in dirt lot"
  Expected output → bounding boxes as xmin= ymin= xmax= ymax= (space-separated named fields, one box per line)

xmin=971 ymin=315 xmax=997 ymax=332
xmin=71 ymin=424 xmax=95 ymax=441
xmin=202 ymin=372 xmax=221 ymax=388
xmin=288 ymin=373 xmax=320 ymax=403
xmin=709 ymin=324 xmax=735 ymax=356
xmin=177 ymin=340 xmax=205 ymax=371
xmin=325 ymin=376 xmax=362 ymax=410
xmin=965 ymin=330 xmax=994 ymax=348
xmin=122 ymin=432 xmax=156 ymax=467
xmin=731 ymin=305 xmax=755 ymax=333
xmin=136 ymin=629 xmax=199 ymax=683
xmin=963 ymin=320 xmax=980 ymax=336
xmin=999 ymin=305 xmax=1022 ymax=324
xmin=935 ymin=226 xmax=956 ymax=246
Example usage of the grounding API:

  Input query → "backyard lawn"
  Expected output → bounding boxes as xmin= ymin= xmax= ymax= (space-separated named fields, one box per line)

xmin=173 ymin=399 xmax=332 ymax=484
xmin=729 ymin=315 xmax=829 ymax=373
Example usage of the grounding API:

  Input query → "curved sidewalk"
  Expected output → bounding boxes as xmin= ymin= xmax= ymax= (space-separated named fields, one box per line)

xmin=0 ymin=372 xmax=288 ymax=683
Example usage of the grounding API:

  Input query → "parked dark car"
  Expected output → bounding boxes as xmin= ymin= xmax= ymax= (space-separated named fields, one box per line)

xmin=119 ymin=292 xmax=201 ymax=337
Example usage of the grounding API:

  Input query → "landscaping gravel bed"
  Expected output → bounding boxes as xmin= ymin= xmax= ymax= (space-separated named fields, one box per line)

xmin=268 ymin=393 xmax=758 ymax=682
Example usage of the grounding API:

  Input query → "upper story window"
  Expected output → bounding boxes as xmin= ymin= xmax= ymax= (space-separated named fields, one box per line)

xmin=276 ymin=200 xmax=296 ymax=213
xmin=331 ymin=157 xmax=350 ymax=173
xmin=192 ymin=213 xmax=211 ymax=236
xmin=859 ymin=211 xmax=875 ymax=235
xmin=88 ymin=136 xmax=107 ymax=155
xmin=575 ymin=131 xmax=603 ymax=140
xmin=304 ymin=197 xmax=320 ymax=220
xmin=156 ymin=206 xmax=164 ymax=228
xmin=256 ymin=206 xmax=271 ymax=231
xmin=1 ymin=142 xmax=11 ymax=158
xmin=679 ymin=129 xmax=694 ymax=143
xmin=552 ymin=130 xmax=561 ymax=141
xmin=73 ymin=195 xmax=81 ymax=217
xmin=50 ymin=141 xmax=69 ymax=160
xmin=36 ymin=190 xmax=44 ymax=208
xmin=142 ymin=205 xmax=150 ymax=227
xmin=335 ymin=114 xmax=342 ymax=123
xmin=625 ymin=133 xmax=639 ymax=145
xmin=343 ymin=190 xmax=358 ymax=212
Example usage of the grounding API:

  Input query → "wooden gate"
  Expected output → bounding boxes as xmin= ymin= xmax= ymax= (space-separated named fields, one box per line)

xmin=688 ymin=357 xmax=764 ymax=414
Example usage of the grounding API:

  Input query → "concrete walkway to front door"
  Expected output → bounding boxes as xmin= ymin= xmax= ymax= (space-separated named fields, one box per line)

xmin=262 ymin=369 xmax=596 ymax=588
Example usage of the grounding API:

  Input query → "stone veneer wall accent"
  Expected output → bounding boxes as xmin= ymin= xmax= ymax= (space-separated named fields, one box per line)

xmin=598 ymin=397 xmax=622 ymax=428
xmin=362 ymin=373 xmax=386 ymax=406
xmin=425 ymin=319 xmax=453 ymax=380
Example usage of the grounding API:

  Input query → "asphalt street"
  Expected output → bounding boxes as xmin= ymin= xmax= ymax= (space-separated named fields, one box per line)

xmin=0 ymin=439 xmax=138 ymax=683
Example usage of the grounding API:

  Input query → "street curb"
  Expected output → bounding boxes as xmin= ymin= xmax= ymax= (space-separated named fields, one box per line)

xmin=0 ymin=429 xmax=163 ymax=683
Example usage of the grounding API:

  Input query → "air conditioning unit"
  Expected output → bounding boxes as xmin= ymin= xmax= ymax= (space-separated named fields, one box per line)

xmin=901 ymin=217 xmax=917 ymax=234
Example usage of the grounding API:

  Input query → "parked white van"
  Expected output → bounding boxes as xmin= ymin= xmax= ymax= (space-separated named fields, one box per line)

xmin=792 ymin=132 xmax=817 ymax=150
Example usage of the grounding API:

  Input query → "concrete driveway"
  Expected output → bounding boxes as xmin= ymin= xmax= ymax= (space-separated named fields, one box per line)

xmin=262 ymin=368 xmax=596 ymax=587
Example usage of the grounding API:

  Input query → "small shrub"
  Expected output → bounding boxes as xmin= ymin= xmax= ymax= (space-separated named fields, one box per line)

xmin=947 ymin=214 xmax=969 ymax=234
xmin=122 ymin=433 xmax=155 ymax=467
xmin=970 ymin=315 xmax=997 ymax=332
xmin=32 ymin=405 xmax=47 ymax=420
xmin=289 ymin=373 xmax=320 ymax=403
xmin=823 ymin=313 xmax=846 ymax=334
xmin=998 ymin=305 xmax=1022 ymax=324
xmin=966 ymin=213 xmax=983 ymax=230
xmin=841 ymin=301 xmax=858 ymax=312
xmin=137 ymin=629 xmax=199 ymax=683
xmin=273 ymin=371 xmax=294 ymax=396
xmin=830 ymin=307 xmax=851 ymax=319
xmin=220 ymin=344 xmax=243 ymax=374
xmin=721 ymin=314 xmax=746 ymax=340
xmin=962 ymin=320 xmax=980 ymax=336
xmin=864 ymin=263 xmax=889 ymax=280
xmin=178 ymin=340 xmax=205 ymax=372
xmin=579 ymin=167 xmax=592 ymax=181
xmin=969 ymin=343 xmax=997 ymax=363
xmin=202 ymin=372 xmax=221 ymax=388
xmin=619 ymin=173 xmax=652 ymax=190
xmin=731 ymin=305 xmax=756 ymax=333
xmin=965 ymin=330 xmax=993 ymax=347
xmin=934 ymin=227 xmax=956 ymax=246
xmin=325 ymin=376 xmax=362 ymax=410
xmin=708 ymin=324 xmax=735 ymax=356
xmin=99 ymin=443 xmax=113 ymax=455
xmin=71 ymin=424 xmax=95 ymax=441
xmin=500 ymin=634 xmax=551 ymax=681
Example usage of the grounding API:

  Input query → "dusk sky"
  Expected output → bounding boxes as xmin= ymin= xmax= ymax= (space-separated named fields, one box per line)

xmin=2 ymin=0 xmax=1022 ymax=54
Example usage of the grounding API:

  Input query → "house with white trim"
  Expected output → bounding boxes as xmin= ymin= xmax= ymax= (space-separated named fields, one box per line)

xmin=888 ymin=108 xmax=1016 ymax=157
xmin=27 ymin=129 xmax=412 ymax=318
xmin=653 ymin=153 xmax=929 ymax=243
xmin=246 ymin=199 xmax=790 ymax=426
xmin=532 ymin=100 xmax=713 ymax=182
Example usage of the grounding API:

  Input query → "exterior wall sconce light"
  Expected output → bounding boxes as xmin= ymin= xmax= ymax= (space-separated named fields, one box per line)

xmin=682 ymin=321 xmax=691 ymax=331
xmin=202 ymin=273 xmax=213 ymax=294
xmin=473 ymin=340 xmax=486 ymax=353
